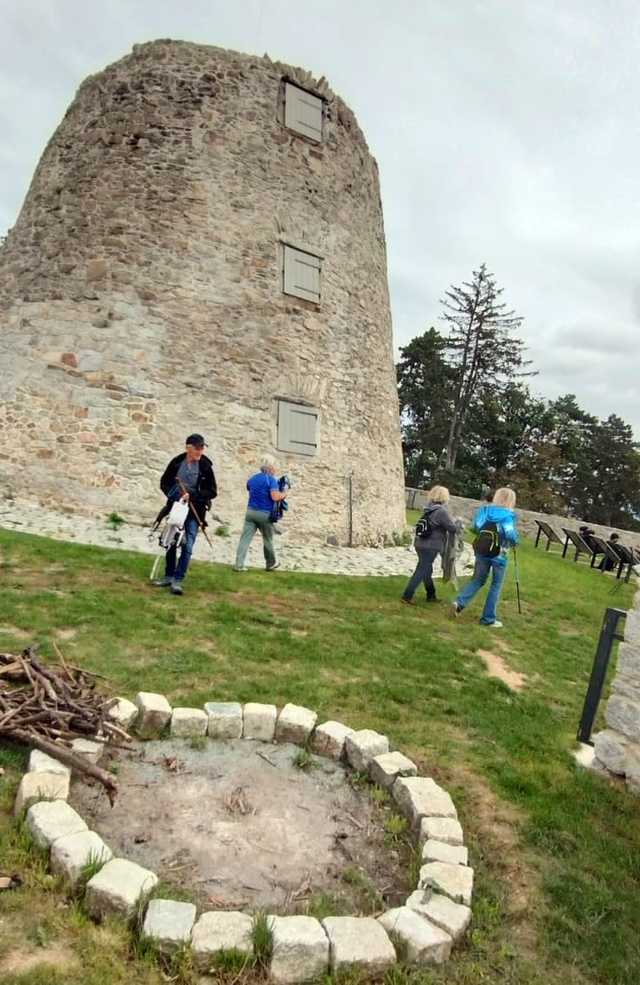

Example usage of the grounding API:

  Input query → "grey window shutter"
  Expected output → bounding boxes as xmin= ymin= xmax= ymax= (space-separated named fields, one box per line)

xmin=277 ymin=401 xmax=319 ymax=456
xmin=284 ymin=82 xmax=323 ymax=141
xmin=283 ymin=245 xmax=321 ymax=303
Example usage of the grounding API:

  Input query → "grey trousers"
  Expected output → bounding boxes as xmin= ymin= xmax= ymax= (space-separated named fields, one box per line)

xmin=234 ymin=509 xmax=276 ymax=569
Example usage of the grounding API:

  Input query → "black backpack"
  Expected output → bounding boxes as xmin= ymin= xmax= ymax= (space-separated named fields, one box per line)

xmin=415 ymin=510 xmax=433 ymax=539
xmin=473 ymin=521 xmax=501 ymax=557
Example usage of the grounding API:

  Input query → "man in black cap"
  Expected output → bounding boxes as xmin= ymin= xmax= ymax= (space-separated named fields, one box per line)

xmin=153 ymin=434 xmax=218 ymax=595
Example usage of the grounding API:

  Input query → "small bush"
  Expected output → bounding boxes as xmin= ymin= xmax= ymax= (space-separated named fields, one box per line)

xmin=106 ymin=512 xmax=126 ymax=531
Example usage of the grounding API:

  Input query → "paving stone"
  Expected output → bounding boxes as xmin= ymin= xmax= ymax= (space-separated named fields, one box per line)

xmin=275 ymin=704 xmax=318 ymax=745
xmin=14 ymin=771 xmax=70 ymax=816
xmin=406 ymin=890 xmax=472 ymax=943
xmin=344 ymin=730 xmax=390 ymax=772
xmin=71 ymin=738 xmax=104 ymax=763
xmin=321 ymin=916 xmax=396 ymax=974
xmin=378 ymin=906 xmax=452 ymax=964
xmin=135 ymin=692 xmax=172 ymax=737
xmin=418 ymin=862 xmax=474 ymax=906
xmin=28 ymin=749 xmax=70 ymax=777
xmin=393 ymin=777 xmax=457 ymax=827
xmin=310 ymin=721 xmax=354 ymax=760
xmin=191 ymin=911 xmax=254 ymax=970
xmin=170 ymin=707 xmax=208 ymax=737
xmin=269 ymin=915 xmax=329 ymax=983
xmin=369 ymin=751 xmax=417 ymax=790
xmin=108 ymin=697 xmax=138 ymax=730
xmin=25 ymin=800 xmax=87 ymax=850
xmin=142 ymin=898 xmax=197 ymax=953
xmin=85 ymin=857 xmax=158 ymax=918
xmin=593 ymin=729 xmax=629 ymax=775
xmin=242 ymin=703 xmax=277 ymax=742
xmin=421 ymin=840 xmax=468 ymax=866
xmin=205 ymin=701 xmax=243 ymax=739
xmin=419 ymin=816 xmax=464 ymax=847
xmin=50 ymin=830 xmax=113 ymax=885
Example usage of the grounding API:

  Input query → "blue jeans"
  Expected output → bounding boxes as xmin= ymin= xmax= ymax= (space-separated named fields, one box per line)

xmin=403 ymin=548 xmax=439 ymax=600
xmin=456 ymin=555 xmax=507 ymax=624
xmin=165 ymin=513 xmax=199 ymax=582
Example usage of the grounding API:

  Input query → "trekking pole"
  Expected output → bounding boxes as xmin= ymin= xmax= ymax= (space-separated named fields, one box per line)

xmin=177 ymin=480 xmax=215 ymax=550
xmin=513 ymin=546 xmax=523 ymax=614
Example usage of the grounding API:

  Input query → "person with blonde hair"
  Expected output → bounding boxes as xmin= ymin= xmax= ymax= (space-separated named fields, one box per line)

xmin=233 ymin=455 xmax=288 ymax=572
xmin=401 ymin=485 xmax=460 ymax=605
xmin=452 ymin=487 xmax=518 ymax=628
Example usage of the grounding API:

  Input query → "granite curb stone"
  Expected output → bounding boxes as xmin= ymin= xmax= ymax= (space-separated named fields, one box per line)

xmin=71 ymin=738 xmax=104 ymax=763
xmin=28 ymin=749 xmax=70 ymax=777
xmin=269 ymin=915 xmax=330 ymax=983
xmin=205 ymin=702 xmax=243 ymax=739
xmin=406 ymin=890 xmax=472 ymax=942
xmin=321 ymin=916 xmax=396 ymax=973
xmin=418 ymin=862 xmax=474 ymax=906
xmin=108 ymin=697 xmax=139 ymax=730
xmin=86 ymin=857 xmax=158 ymax=918
xmin=243 ymin=703 xmax=277 ymax=741
xmin=135 ymin=692 xmax=172 ymax=737
xmin=25 ymin=800 xmax=87 ymax=850
xmin=191 ymin=911 xmax=254 ymax=970
xmin=310 ymin=721 xmax=354 ymax=760
xmin=344 ymin=730 xmax=390 ymax=772
xmin=393 ymin=777 xmax=457 ymax=827
xmin=418 ymin=816 xmax=464 ymax=847
xmin=142 ymin=898 xmax=197 ymax=953
xmin=421 ymin=840 xmax=468 ymax=866
xmin=170 ymin=707 xmax=208 ymax=737
xmin=275 ymin=704 xmax=318 ymax=745
xmin=50 ymin=830 xmax=113 ymax=885
xmin=369 ymin=751 xmax=417 ymax=790
xmin=14 ymin=771 xmax=70 ymax=816
xmin=378 ymin=906 xmax=452 ymax=964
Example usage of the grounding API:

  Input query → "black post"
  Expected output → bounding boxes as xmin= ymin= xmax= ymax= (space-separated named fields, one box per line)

xmin=535 ymin=526 xmax=541 ymax=548
xmin=577 ymin=607 xmax=626 ymax=744
xmin=347 ymin=473 xmax=353 ymax=548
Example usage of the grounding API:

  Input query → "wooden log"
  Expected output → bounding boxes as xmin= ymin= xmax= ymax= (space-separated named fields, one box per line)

xmin=6 ymin=728 xmax=118 ymax=805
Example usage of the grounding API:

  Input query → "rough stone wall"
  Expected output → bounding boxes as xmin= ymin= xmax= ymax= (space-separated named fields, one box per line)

xmin=0 ymin=40 xmax=405 ymax=544
xmin=593 ymin=591 xmax=640 ymax=793
xmin=406 ymin=489 xmax=640 ymax=549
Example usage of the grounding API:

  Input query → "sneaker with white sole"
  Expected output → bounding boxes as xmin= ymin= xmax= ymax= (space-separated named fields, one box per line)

xmin=152 ymin=576 xmax=172 ymax=588
xmin=485 ymin=620 xmax=503 ymax=628
xmin=170 ymin=580 xmax=184 ymax=595
xmin=451 ymin=602 xmax=463 ymax=617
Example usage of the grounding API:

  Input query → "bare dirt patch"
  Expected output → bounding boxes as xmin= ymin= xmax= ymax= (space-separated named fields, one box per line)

xmin=70 ymin=739 xmax=410 ymax=913
xmin=0 ymin=624 xmax=31 ymax=640
xmin=0 ymin=944 xmax=77 ymax=975
xmin=477 ymin=649 xmax=527 ymax=691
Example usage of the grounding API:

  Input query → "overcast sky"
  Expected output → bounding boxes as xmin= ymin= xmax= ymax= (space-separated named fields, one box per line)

xmin=1 ymin=0 xmax=638 ymax=434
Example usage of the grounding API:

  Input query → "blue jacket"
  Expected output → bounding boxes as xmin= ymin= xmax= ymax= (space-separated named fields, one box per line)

xmin=472 ymin=505 xmax=519 ymax=551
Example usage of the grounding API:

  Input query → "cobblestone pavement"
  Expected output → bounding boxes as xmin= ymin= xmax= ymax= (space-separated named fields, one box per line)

xmin=0 ymin=498 xmax=474 ymax=579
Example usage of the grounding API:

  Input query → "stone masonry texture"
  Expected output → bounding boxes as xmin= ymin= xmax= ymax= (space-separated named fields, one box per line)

xmin=0 ymin=39 xmax=405 ymax=546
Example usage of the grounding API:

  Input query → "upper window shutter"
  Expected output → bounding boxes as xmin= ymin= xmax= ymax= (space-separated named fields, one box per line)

xmin=283 ymin=245 xmax=321 ymax=303
xmin=284 ymin=82 xmax=323 ymax=141
xmin=277 ymin=401 xmax=319 ymax=456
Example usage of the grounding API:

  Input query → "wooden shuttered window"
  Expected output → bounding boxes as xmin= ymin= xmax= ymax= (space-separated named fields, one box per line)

xmin=283 ymin=245 xmax=321 ymax=303
xmin=284 ymin=82 xmax=323 ymax=141
xmin=277 ymin=400 xmax=319 ymax=456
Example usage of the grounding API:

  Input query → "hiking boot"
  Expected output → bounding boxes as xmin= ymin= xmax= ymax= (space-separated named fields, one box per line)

xmin=266 ymin=562 xmax=280 ymax=571
xmin=152 ymin=577 xmax=172 ymax=588
xmin=400 ymin=597 xmax=415 ymax=606
xmin=170 ymin=580 xmax=184 ymax=596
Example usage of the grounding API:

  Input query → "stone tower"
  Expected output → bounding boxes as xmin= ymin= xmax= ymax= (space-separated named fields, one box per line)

xmin=0 ymin=40 xmax=406 ymax=544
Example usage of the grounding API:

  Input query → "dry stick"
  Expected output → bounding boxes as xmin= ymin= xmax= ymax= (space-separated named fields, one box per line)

xmin=176 ymin=479 xmax=214 ymax=550
xmin=7 ymin=727 xmax=118 ymax=805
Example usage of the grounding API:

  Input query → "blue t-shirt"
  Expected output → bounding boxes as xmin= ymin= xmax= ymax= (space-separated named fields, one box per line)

xmin=247 ymin=472 xmax=278 ymax=512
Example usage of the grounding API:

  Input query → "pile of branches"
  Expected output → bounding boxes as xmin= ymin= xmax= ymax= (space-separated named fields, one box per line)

xmin=0 ymin=645 xmax=128 ymax=804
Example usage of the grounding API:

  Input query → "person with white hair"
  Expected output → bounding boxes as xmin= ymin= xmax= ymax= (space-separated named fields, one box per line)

xmin=401 ymin=485 xmax=459 ymax=605
xmin=233 ymin=455 xmax=288 ymax=572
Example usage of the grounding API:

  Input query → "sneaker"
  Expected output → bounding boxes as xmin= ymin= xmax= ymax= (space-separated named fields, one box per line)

xmin=170 ymin=580 xmax=184 ymax=595
xmin=400 ymin=597 xmax=415 ymax=606
xmin=266 ymin=563 xmax=281 ymax=571
xmin=232 ymin=566 xmax=248 ymax=572
xmin=451 ymin=602 xmax=463 ymax=617
xmin=152 ymin=576 xmax=172 ymax=588
xmin=485 ymin=620 xmax=503 ymax=628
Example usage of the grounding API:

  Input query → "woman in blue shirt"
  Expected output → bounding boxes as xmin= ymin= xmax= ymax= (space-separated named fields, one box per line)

xmin=233 ymin=455 xmax=288 ymax=571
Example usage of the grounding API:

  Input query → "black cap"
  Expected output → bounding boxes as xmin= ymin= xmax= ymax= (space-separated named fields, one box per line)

xmin=186 ymin=433 xmax=207 ymax=448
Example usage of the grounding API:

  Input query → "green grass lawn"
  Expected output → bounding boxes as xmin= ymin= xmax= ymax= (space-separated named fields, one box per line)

xmin=0 ymin=525 xmax=639 ymax=985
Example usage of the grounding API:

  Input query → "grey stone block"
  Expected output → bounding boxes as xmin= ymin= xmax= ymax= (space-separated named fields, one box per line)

xmin=275 ymin=704 xmax=318 ymax=745
xmin=142 ymin=898 xmax=197 ymax=953
xmin=418 ymin=862 xmax=474 ymax=906
xmin=170 ymin=707 xmax=208 ymax=737
xmin=344 ymin=729 xmax=389 ymax=772
xmin=135 ymin=691 xmax=172 ymax=737
xmin=108 ymin=697 xmax=138 ymax=730
xmin=243 ymin=703 xmax=277 ymax=741
xmin=28 ymin=749 xmax=70 ymax=777
xmin=593 ymin=729 xmax=629 ymax=775
xmin=205 ymin=701 xmax=243 ymax=739
xmin=269 ymin=915 xmax=329 ymax=983
xmin=26 ymin=800 xmax=87 ymax=850
xmin=86 ymin=857 xmax=158 ymax=918
xmin=605 ymin=694 xmax=640 ymax=742
xmin=50 ymin=830 xmax=113 ymax=886
xmin=418 ymin=816 xmax=464 ymax=847
xmin=406 ymin=890 xmax=471 ymax=942
xmin=310 ymin=721 xmax=354 ymax=760
xmin=71 ymin=738 xmax=104 ymax=763
xmin=393 ymin=777 xmax=457 ymax=826
xmin=321 ymin=916 xmax=396 ymax=974
xmin=191 ymin=911 xmax=254 ymax=970
xmin=14 ymin=771 xmax=70 ymax=816
xmin=421 ymin=840 xmax=468 ymax=866
xmin=378 ymin=906 xmax=452 ymax=964
xmin=369 ymin=751 xmax=417 ymax=790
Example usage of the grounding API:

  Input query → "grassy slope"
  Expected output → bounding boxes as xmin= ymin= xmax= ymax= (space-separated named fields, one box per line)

xmin=0 ymin=526 xmax=639 ymax=985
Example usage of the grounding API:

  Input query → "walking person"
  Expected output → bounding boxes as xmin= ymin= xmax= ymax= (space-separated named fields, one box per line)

xmin=233 ymin=455 xmax=288 ymax=572
xmin=153 ymin=434 xmax=217 ymax=595
xmin=401 ymin=486 xmax=459 ymax=605
xmin=452 ymin=487 xmax=518 ymax=628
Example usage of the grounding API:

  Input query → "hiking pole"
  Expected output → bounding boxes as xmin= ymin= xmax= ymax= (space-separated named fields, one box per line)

xmin=177 ymin=480 xmax=215 ymax=550
xmin=513 ymin=546 xmax=523 ymax=614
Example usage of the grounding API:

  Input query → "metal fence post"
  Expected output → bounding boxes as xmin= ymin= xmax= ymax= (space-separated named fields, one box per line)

xmin=576 ymin=607 xmax=627 ymax=744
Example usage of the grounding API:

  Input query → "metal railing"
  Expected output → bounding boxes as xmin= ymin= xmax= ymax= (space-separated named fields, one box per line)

xmin=577 ymin=607 xmax=627 ymax=744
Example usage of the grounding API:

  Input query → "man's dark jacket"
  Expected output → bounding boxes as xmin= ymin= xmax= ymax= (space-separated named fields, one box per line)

xmin=160 ymin=453 xmax=217 ymax=517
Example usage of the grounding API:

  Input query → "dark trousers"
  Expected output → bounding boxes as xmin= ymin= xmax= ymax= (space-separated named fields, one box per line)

xmin=403 ymin=548 xmax=439 ymax=600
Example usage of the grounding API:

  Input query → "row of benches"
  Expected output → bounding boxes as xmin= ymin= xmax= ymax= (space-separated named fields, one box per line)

xmin=534 ymin=520 xmax=640 ymax=581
